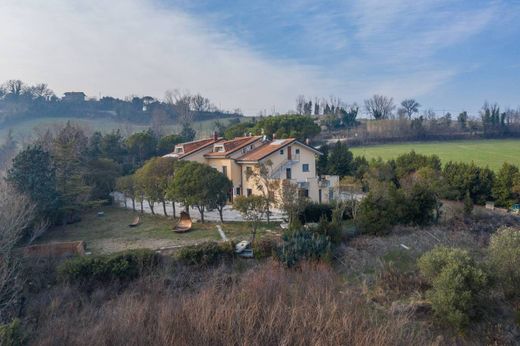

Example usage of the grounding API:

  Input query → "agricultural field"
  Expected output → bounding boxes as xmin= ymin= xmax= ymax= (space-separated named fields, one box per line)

xmin=36 ymin=207 xmax=279 ymax=255
xmin=0 ymin=116 xmax=242 ymax=143
xmin=350 ymin=139 xmax=520 ymax=171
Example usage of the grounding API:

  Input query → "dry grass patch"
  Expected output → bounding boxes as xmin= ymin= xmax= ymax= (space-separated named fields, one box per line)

xmin=29 ymin=262 xmax=429 ymax=346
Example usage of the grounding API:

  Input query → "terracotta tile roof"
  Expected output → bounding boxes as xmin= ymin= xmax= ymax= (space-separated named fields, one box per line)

xmin=205 ymin=136 xmax=262 ymax=157
xmin=182 ymin=138 xmax=218 ymax=154
xmin=163 ymin=137 xmax=222 ymax=158
xmin=237 ymin=138 xmax=297 ymax=162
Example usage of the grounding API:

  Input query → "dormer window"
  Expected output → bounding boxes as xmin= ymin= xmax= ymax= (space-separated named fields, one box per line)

xmin=175 ymin=147 xmax=183 ymax=153
xmin=214 ymin=145 xmax=225 ymax=152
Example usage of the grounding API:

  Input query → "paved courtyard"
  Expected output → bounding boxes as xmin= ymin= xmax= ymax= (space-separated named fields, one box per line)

xmin=113 ymin=193 xmax=286 ymax=222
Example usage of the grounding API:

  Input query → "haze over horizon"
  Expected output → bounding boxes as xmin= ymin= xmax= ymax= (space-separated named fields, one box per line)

xmin=1 ymin=0 xmax=519 ymax=116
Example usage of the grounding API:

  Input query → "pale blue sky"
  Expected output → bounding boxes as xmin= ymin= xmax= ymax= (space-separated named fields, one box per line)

xmin=1 ymin=0 xmax=519 ymax=115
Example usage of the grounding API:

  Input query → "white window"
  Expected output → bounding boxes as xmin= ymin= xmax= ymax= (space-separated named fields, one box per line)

xmin=295 ymin=148 xmax=300 ymax=154
xmin=280 ymin=149 xmax=284 ymax=155
xmin=302 ymin=164 xmax=309 ymax=172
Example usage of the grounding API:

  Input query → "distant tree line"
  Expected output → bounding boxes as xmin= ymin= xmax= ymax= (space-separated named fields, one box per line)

xmin=0 ymin=79 xmax=242 ymax=127
xmin=293 ymin=94 xmax=520 ymax=145
xmin=223 ymin=114 xmax=320 ymax=142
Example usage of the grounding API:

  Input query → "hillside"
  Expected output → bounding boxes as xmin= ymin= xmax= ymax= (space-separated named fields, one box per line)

xmin=0 ymin=115 xmax=243 ymax=144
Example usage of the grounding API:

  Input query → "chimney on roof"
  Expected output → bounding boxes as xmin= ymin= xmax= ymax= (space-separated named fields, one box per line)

xmin=272 ymin=133 xmax=276 ymax=140
xmin=213 ymin=131 xmax=218 ymax=141
xmin=305 ymin=138 xmax=310 ymax=145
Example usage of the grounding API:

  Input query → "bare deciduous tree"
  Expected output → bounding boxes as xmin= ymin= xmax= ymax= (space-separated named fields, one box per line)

xmin=279 ymin=180 xmax=307 ymax=228
xmin=364 ymin=95 xmax=395 ymax=120
xmin=246 ymin=160 xmax=280 ymax=224
xmin=0 ymin=130 xmax=17 ymax=172
xmin=295 ymin=95 xmax=306 ymax=115
xmin=190 ymin=94 xmax=212 ymax=112
xmin=0 ymin=181 xmax=38 ymax=321
xmin=3 ymin=80 xmax=24 ymax=97
xmin=28 ymin=83 xmax=55 ymax=100
xmin=398 ymin=99 xmax=421 ymax=119
xmin=423 ymin=108 xmax=436 ymax=120
xmin=150 ymin=108 xmax=169 ymax=137
xmin=339 ymin=177 xmax=363 ymax=220
xmin=165 ymin=89 xmax=193 ymax=125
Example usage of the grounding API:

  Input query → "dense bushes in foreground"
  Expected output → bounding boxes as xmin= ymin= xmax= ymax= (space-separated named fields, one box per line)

xmin=58 ymin=249 xmax=160 ymax=286
xmin=276 ymin=229 xmax=331 ymax=267
xmin=356 ymin=182 xmax=438 ymax=235
xmin=418 ymin=247 xmax=489 ymax=330
xmin=489 ymin=227 xmax=520 ymax=299
xmin=26 ymin=263 xmax=429 ymax=346
xmin=177 ymin=241 xmax=235 ymax=266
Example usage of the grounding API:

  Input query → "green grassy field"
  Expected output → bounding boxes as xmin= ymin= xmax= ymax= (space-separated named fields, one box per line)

xmin=36 ymin=207 xmax=279 ymax=255
xmin=350 ymin=139 xmax=520 ymax=171
xmin=0 ymin=116 xmax=242 ymax=143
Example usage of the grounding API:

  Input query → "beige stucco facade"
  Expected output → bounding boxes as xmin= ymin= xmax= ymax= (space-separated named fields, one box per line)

xmin=165 ymin=136 xmax=339 ymax=204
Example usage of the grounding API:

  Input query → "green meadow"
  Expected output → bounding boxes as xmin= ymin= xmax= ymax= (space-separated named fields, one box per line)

xmin=350 ymin=139 xmax=520 ymax=171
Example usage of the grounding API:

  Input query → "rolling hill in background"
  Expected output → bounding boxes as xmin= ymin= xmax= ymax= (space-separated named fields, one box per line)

xmin=0 ymin=115 xmax=242 ymax=144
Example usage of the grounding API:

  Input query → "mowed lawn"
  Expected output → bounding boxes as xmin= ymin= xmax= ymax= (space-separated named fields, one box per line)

xmin=36 ymin=207 xmax=280 ymax=255
xmin=350 ymin=139 xmax=520 ymax=171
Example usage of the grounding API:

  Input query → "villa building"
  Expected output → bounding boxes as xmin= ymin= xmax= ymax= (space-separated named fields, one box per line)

xmin=62 ymin=91 xmax=86 ymax=102
xmin=164 ymin=133 xmax=339 ymax=204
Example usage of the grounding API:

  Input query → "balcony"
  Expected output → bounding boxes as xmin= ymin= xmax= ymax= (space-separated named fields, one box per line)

xmin=318 ymin=179 xmax=330 ymax=188
xmin=297 ymin=181 xmax=310 ymax=189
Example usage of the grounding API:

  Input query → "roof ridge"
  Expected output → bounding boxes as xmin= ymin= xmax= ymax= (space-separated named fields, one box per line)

xmin=236 ymin=138 xmax=297 ymax=162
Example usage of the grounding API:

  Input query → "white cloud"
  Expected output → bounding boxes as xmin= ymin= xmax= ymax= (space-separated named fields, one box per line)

xmin=348 ymin=0 xmax=497 ymax=61
xmin=0 ymin=0 xmax=507 ymax=115
xmin=0 ymin=0 xmax=335 ymax=115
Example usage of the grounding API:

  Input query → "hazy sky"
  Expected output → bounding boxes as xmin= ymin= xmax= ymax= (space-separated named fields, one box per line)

xmin=1 ymin=0 xmax=519 ymax=115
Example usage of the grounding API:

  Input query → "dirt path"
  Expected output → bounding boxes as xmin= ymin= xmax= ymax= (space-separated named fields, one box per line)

xmin=216 ymin=225 xmax=228 ymax=241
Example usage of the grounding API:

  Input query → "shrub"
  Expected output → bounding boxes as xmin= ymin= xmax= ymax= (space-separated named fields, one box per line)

xmin=442 ymin=161 xmax=495 ymax=204
xmin=299 ymin=203 xmax=333 ymax=223
xmin=313 ymin=215 xmax=342 ymax=245
xmin=355 ymin=184 xmax=402 ymax=235
xmin=400 ymin=182 xmax=438 ymax=226
xmin=394 ymin=151 xmax=441 ymax=179
xmin=0 ymin=319 xmax=24 ymax=346
xmin=177 ymin=241 xmax=235 ymax=266
xmin=418 ymin=247 xmax=489 ymax=330
xmin=253 ymin=238 xmax=278 ymax=259
xmin=489 ymin=227 xmax=520 ymax=299
xmin=492 ymin=162 xmax=520 ymax=208
xmin=276 ymin=229 xmax=331 ymax=267
xmin=58 ymin=249 xmax=160 ymax=285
